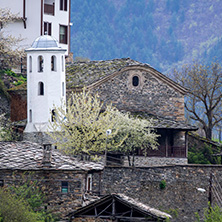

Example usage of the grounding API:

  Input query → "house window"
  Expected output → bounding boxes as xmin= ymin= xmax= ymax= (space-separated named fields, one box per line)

xmin=132 ymin=76 xmax=139 ymax=86
xmin=61 ymin=181 xmax=68 ymax=193
xmin=29 ymin=109 xmax=32 ymax=122
xmin=38 ymin=56 xmax=44 ymax=72
xmin=62 ymin=82 xmax=65 ymax=96
xmin=59 ymin=25 xmax=68 ymax=44
xmin=51 ymin=56 xmax=56 ymax=71
xmin=51 ymin=109 xmax=56 ymax=122
xmin=60 ymin=0 xmax=67 ymax=11
xmin=29 ymin=56 xmax=32 ymax=73
xmin=44 ymin=22 xmax=52 ymax=35
xmin=0 ymin=180 xmax=4 ymax=187
xmin=86 ymin=174 xmax=92 ymax=192
xmin=38 ymin=82 xmax=44 ymax=95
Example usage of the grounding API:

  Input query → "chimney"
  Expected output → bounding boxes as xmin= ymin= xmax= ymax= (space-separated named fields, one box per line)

xmin=42 ymin=144 xmax=52 ymax=167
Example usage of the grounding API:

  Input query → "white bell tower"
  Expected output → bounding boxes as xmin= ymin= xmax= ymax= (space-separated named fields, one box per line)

xmin=24 ymin=35 xmax=66 ymax=133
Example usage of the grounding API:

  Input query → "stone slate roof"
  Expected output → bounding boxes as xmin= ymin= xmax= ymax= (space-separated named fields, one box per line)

xmin=0 ymin=141 xmax=103 ymax=171
xmin=66 ymin=58 xmax=142 ymax=88
xmin=116 ymin=193 xmax=171 ymax=219
xmin=188 ymin=132 xmax=222 ymax=148
xmin=133 ymin=112 xmax=198 ymax=130
xmin=66 ymin=58 xmax=187 ymax=95
xmin=70 ymin=193 xmax=171 ymax=220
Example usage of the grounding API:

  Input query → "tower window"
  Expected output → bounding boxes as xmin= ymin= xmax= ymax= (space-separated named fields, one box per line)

xmin=29 ymin=109 xmax=32 ymax=122
xmin=132 ymin=76 xmax=139 ymax=87
xmin=38 ymin=56 xmax=44 ymax=72
xmin=38 ymin=82 xmax=44 ymax=95
xmin=60 ymin=0 xmax=67 ymax=11
xmin=62 ymin=82 xmax=65 ymax=96
xmin=51 ymin=109 xmax=56 ymax=122
xmin=29 ymin=56 xmax=32 ymax=73
xmin=61 ymin=181 xmax=68 ymax=193
xmin=62 ymin=55 xmax=64 ymax=72
xmin=59 ymin=25 xmax=68 ymax=44
xmin=51 ymin=56 xmax=56 ymax=71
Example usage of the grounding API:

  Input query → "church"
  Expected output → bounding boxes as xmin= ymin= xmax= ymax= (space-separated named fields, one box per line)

xmin=4 ymin=33 xmax=197 ymax=167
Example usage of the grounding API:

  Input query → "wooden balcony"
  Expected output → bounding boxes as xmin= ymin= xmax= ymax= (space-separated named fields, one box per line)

xmin=146 ymin=145 xmax=187 ymax=158
xmin=44 ymin=3 xmax=54 ymax=16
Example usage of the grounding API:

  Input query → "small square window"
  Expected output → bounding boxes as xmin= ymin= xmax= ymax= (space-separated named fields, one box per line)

xmin=61 ymin=181 xmax=68 ymax=193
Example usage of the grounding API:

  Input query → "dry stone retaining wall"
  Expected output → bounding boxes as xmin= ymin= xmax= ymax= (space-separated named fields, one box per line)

xmin=99 ymin=165 xmax=222 ymax=222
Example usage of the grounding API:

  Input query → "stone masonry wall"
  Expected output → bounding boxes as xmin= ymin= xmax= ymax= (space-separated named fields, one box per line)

xmin=98 ymin=165 xmax=222 ymax=222
xmin=92 ymin=69 xmax=185 ymax=121
xmin=0 ymin=169 xmax=87 ymax=219
xmin=123 ymin=156 xmax=187 ymax=167
xmin=0 ymin=94 xmax=10 ymax=116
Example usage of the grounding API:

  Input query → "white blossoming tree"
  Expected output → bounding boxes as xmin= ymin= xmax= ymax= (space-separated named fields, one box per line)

xmin=48 ymin=89 xmax=158 ymax=158
xmin=0 ymin=8 xmax=25 ymax=70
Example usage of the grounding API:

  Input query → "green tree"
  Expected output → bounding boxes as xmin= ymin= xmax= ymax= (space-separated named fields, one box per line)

xmin=188 ymin=144 xmax=220 ymax=164
xmin=173 ymin=62 xmax=222 ymax=139
xmin=0 ymin=189 xmax=40 ymax=222
xmin=48 ymin=89 xmax=158 ymax=156
xmin=0 ymin=172 xmax=57 ymax=222
xmin=196 ymin=204 xmax=222 ymax=222
xmin=0 ymin=113 xmax=19 ymax=141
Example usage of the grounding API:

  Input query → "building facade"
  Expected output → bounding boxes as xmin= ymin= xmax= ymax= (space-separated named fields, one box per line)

xmin=1 ymin=0 xmax=70 ymax=55
xmin=25 ymin=35 xmax=66 ymax=133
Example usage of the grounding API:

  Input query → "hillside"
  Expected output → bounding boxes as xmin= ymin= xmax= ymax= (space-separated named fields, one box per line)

xmin=70 ymin=0 xmax=222 ymax=73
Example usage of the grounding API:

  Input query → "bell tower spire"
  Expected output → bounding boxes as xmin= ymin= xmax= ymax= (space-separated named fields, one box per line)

xmin=24 ymin=35 xmax=66 ymax=133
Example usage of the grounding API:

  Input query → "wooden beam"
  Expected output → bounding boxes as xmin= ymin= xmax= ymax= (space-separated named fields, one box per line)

xmin=96 ymin=202 xmax=112 ymax=217
xmin=112 ymin=199 xmax=115 ymax=216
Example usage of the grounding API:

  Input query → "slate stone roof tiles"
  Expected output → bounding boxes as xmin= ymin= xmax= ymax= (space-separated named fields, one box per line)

xmin=66 ymin=58 xmax=142 ymax=88
xmin=0 ymin=141 xmax=103 ymax=171
xmin=133 ymin=112 xmax=198 ymax=130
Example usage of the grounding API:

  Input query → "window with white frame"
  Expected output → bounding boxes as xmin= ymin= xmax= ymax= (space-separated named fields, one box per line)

xmin=44 ymin=22 xmax=52 ymax=35
xmin=59 ymin=25 xmax=68 ymax=44
xmin=60 ymin=0 xmax=67 ymax=11
xmin=86 ymin=174 xmax=92 ymax=192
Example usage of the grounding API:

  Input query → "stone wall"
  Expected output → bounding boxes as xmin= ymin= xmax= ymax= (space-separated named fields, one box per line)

xmin=0 ymin=94 xmax=10 ymax=116
xmin=123 ymin=156 xmax=187 ymax=167
xmin=72 ymin=218 xmax=112 ymax=222
xmin=96 ymin=165 xmax=222 ymax=222
xmin=0 ymin=169 xmax=87 ymax=218
xmin=92 ymin=68 xmax=185 ymax=121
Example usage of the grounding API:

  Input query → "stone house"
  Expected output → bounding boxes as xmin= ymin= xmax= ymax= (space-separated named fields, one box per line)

xmin=0 ymin=141 xmax=103 ymax=218
xmin=66 ymin=58 xmax=197 ymax=166
xmin=6 ymin=57 xmax=197 ymax=166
